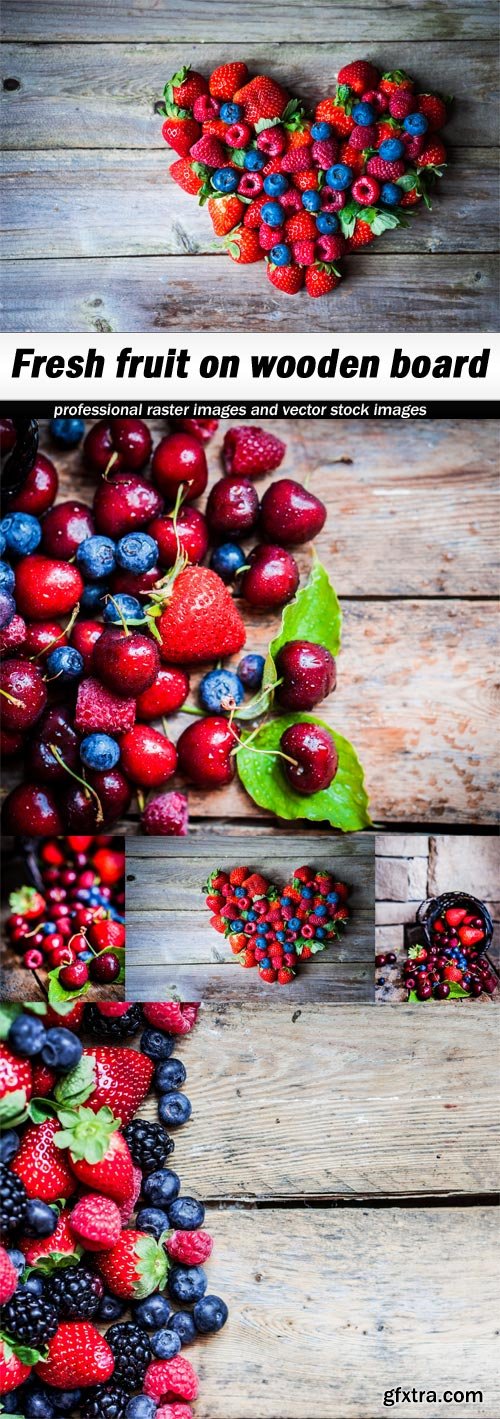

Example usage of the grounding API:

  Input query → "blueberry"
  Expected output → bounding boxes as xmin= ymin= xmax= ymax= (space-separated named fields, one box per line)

xmin=50 ymin=417 xmax=85 ymax=448
xmin=167 ymin=1310 xmax=197 ymax=1345
xmin=0 ymin=589 xmax=15 ymax=628
xmin=50 ymin=1391 xmax=82 ymax=1412
xmin=41 ymin=1027 xmax=83 ymax=1073
xmin=0 ymin=560 xmax=15 ymax=594
xmin=134 ymin=1292 xmax=172 ymax=1328
xmin=260 ymin=957 xmax=271 ymax=970
xmin=80 ymin=732 xmax=121 ymax=772
xmin=378 ymin=138 xmax=405 ymax=162
xmin=76 ymin=534 xmax=116 ymax=581
xmin=150 ymin=1325 xmax=182 ymax=1358
xmin=0 ymin=1129 xmax=20 ymax=1165
xmin=136 ymin=1206 xmax=171 ymax=1238
xmin=168 ymin=1195 xmax=205 ymax=1230
xmin=126 ymin=1397 xmax=158 ymax=1419
xmin=2 ymin=511 xmax=42 ymax=557
xmin=46 ymin=646 xmax=84 ymax=682
xmin=155 ymin=1058 xmax=187 ymax=1092
xmin=25 ymin=1393 xmax=56 ymax=1419
xmin=327 ymin=892 xmax=339 ymax=903
xmin=237 ymin=653 xmax=265 ymax=689
xmin=315 ymin=904 xmax=327 ymax=917
xmin=263 ymin=172 xmax=289 ymax=196
xmin=269 ymin=242 xmax=292 ymax=267
xmin=209 ymin=542 xmax=246 ymax=583
xmin=0 ymin=1392 xmax=24 ymax=1414
xmin=287 ymin=917 xmax=301 ymax=930
xmin=403 ymin=111 xmax=428 ymax=134
xmin=302 ymin=189 xmax=321 ymax=212
xmin=379 ymin=181 xmax=402 ymax=206
xmin=315 ymin=212 xmax=339 ymax=234
xmin=8 ymin=1013 xmax=46 ymax=1057
xmin=199 ymin=667 xmax=244 ymax=714
xmin=315 ymin=927 xmax=326 ymax=940
xmin=352 ymin=101 xmax=375 ymax=125
xmin=24 ymin=1198 xmax=58 ymax=1238
xmin=260 ymin=200 xmax=284 ymax=227
xmin=311 ymin=121 xmax=332 ymax=140
xmin=220 ymin=102 xmax=243 ymax=123
xmin=142 ymin=1168 xmax=181 ymax=1208
xmin=80 ymin=581 xmax=108 ymax=611
xmin=140 ymin=1028 xmax=175 ymax=1061
xmin=103 ymin=593 xmax=145 ymax=625
xmin=42 ymin=922 xmax=58 ymax=935
xmin=116 ymin=532 xmax=158 ymax=574
xmin=301 ymin=887 xmax=313 ymax=899
xmin=7 ymin=1248 xmax=26 ymax=1274
xmin=0 ymin=529 xmax=5 ymax=557
xmin=193 ymin=1293 xmax=229 ymax=1333
xmin=19 ymin=1272 xmax=45 ymax=1295
xmin=168 ymin=1264 xmax=207 ymax=1305
xmin=244 ymin=149 xmax=266 ymax=171
xmin=325 ymin=163 xmax=353 ymax=190
xmin=211 ymin=167 xmax=239 ymax=193
xmin=158 ymin=1092 xmax=192 ymax=1127
xmin=99 ymin=1291 xmax=125 ymax=1321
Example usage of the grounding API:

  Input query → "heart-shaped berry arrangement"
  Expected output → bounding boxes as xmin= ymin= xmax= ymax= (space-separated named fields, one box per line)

xmin=160 ymin=59 xmax=450 ymax=298
xmin=204 ymin=863 xmax=351 ymax=985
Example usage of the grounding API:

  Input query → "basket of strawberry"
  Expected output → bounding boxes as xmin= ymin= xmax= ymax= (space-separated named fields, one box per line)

xmin=398 ymin=893 xmax=497 ymax=1001
xmin=160 ymin=59 xmax=451 ymax=298
xmin=205 ymin=863 xmax=351 ymax=985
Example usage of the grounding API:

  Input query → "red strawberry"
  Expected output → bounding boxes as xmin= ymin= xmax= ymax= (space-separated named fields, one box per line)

xmin=210 ymin=913 xmax=228 ymax=933
xmin=443 ymin=964 xmax=463 ymax=982
xmin=243 ymin=872 xmax=269 ymax=896
xmin=207 ymin=194 xmax=244 ymax=236
xmin=73 ymin=1046 xmax=153 ymax=1124
xmin=97 ymin=1229 xmax=168 ymax=1299
xmin=155 ymin=565 xmax=246 ymax=664
xmin=74 ymin=677 xmax=136 ymax=734
xmin=169 ymin=158 xmax=202 ymax=195
xmin=306 ymin=264 xmax=341 ymax=298
xmin=418 ymin=93 xmax=448 ymax=131
xmin=224 ymin=226 xmax=263 ymax=263
xmin=69 ymin=1193 xmax=122 ymax=1252
xmin=229 ymin=933 xmax=247 ymax=952
xmin=55 ymin=1106 xmax=135 ymax=1203
xmin=0 ymin=1042 xmax=32 ymax=1120
xmin=45 ymin=1001 xmax=85 ymax=1031
xmin=162 ymin=116 xmax=201 ymax=157
xmin=35 ymin=1321 xmax=115 ymax=1389
xmin=228 ymin=865 xmax=250 ymax=885
xmin=337 ymin=61 xmax=381 ymax=94
xmin=87 ymin=919 xmax=125 ymax=952
xmin=222 ymin=427 xmax=285 ymax=478
xmin=243 ymin=195 xmax=267 ymax=228
xmin=142 ymin=1002 xmax=199 ymax=1035
xmin=259 ymin=966 xmax=278 ymax=982
xmin=417 ymin=137 xmax=447 ymax=168
xmin=169 ymin=67 xmax=208 ymax=109
xmin=12 ymin=1118 xmax=77 ymax=1202
xmin=379 ymin=70 xmax=414 ymax=95
xmin=278 ymin=967 xmax=295 ymax=984
xmin=285 ymin=211 xmax=317 ymax=240
xmin=0 ymin=1246 xmax=18 ymax=1304
xmin=315 ymin=97 xmax=354 ymax=136
xmin=209 ymin=62 xmax=249 ymax=100
xmin=400 ymin=188 xmax=423 ymax=207
xmin=166 ymin=1230 xmax=213 ymax=1264
xmin=15 ymin=556 xmax=83 ymax=620
xmin=376 ymin=118 xmax=402 ymax=142
xmin=189 ymin=133 xmax=226 ymax=167
xmin=458 ymin=925 xmax=485 ymax=947
xmin=445 ymin=907 xmax=467 ymax=928
xmin=20 ymin=1207 xmax=81 ymax=1270
xmin=144 ymin=1355 xmax=199 ymax=1402
xmin=201 ymin=117 xmax=230 ymax=140
xmin=292 ymin=168 xmax=319 ymax=191
xmin=233 ymin=74 xmax=288 ymax=121
xmin=0 ymin=1337 xmax=31 ymax=1393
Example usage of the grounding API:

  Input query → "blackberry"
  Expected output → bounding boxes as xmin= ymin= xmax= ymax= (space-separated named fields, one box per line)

xmin=105 ymin=1323 xmax=152 ymax=1392
xmin=2 ymin=1291 xmax=59 ymax=1349
xmin=0 ymin=1164 xmax=27 ymax=1234
xmin=81 ymin=1385 xmax=129 ymax=1419
xmin=84 ymin=1003 xmax=143 ymax=1040
xmin=47 ymin=1264 xmax=103 ymax=1319
xmin=122 ymin=1119 xmax=174 ymax=1174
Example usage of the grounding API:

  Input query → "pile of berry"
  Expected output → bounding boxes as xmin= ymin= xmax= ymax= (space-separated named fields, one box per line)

xmin=205 ymin=863 xmax=351 ymax=985
xmin=5 ymin=836 xmax=125 ymax=1000
xmin=379 ymin=901 xmax=498 ymax=1001
xmin=0 ymin=999 xmax=228 ymax=1417
xmin=1 ymin=414 xmax=348 ymax=836
xmin=161 ymin=59 xmax=450 ymax=297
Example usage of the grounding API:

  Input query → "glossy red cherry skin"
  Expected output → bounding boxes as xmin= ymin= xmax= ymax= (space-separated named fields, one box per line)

xmin=280 ymin=722 xmax=338 ymax=795
xmin=0 ymin=417 xmax=17 ymax=455
xmin=9 ymin=454 xmax=59 ymax=516
xmin=172 ymin=417 xmax=219 ymax=443
xmin=259 ymin=478 xmax=326 ymax=545
xmin=0 ymin=727 xmax=23 ymax=756
xmin=177 ymin=716 xmax=237 ymax=788
xmin=15 ymin=557 xmax=84 ymax=621
xmin=42 ymin=501 xmax=95 ymax=559
xmin=91 ymin=627 xmax=160 ymax=696
xmin=240 ymin=545 xmax=299 ymax=609
xmin=93 ymin=473 xmax=163 ymax=539
xmin=2 ymin=783 xmax=63 ymax=835
xmin=62 ymin=768 xmax=132 ymax=830
xmin=148 ymin=508 xmax=209 ymax=567
xmin=151 ymin=433 xmax=208 ymax=503
xmin=275 ymin=640 xmax=336 ymax=710
xmin=84 ymin=417 xmax=152 ymax=473
xmin=119 ymin=725 xmax=178 ymax=787
xmin=90 ymin=951 xmax=120 ymax=983
xmin=19 ymin=621 xmax=68 ymax=661
xmin=135 ymin=665 xmax=190 ymax=719
xmin=70 ymin=620 xmax=104 ymax=671
xmin=26 ymin=706 xmax=80 ymax=783
xmin=206 ymin=477 xmax=259 ymax=537
xmin=110 ymin=566 xmax=160 ymax=599
xmin=0 ymin=659 xmax=47 ymax=731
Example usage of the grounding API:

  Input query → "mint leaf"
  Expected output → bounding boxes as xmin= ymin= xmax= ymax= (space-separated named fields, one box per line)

xmin=236 ymin=714 xmax=371 ymax=831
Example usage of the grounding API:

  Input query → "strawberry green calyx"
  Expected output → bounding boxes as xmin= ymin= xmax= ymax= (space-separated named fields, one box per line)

xmin=164 ymin=65 xmax=191 ymax=106
xmin=335 ymin=84 xmax=354 ymax=113
xmin=9 ymin=886 xmax=46 ymax=917
xmin=54 ymin=1105 xmax=120 ymax=1164
xmin=0 ymin=1332 xmax=48 ymax=1367
xmin=98 ymin=1230 xmax=170 ymax=1299
xmin=53 ymin=1055 xmax=96 ymax=1111
xmin=382 ymin=69 xmax=412 ymax=83
xmin=281 ymin=98 xmax=306 ymax=132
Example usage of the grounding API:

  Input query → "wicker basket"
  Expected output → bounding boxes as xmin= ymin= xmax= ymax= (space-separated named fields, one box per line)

xmin=416 ymin=892 xmax=493 ymax=956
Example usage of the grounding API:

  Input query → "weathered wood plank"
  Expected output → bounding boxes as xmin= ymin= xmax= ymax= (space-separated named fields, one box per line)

xmin=126 ymin=960 xmax=373 ymax=1002
xmin=185 ymin=1206 xmax=499 ymax=1419
xmin=127 ymin=915 xmax=372 ymax=963
xmin=139 ymin=1003 xmax=500 ymax=1196
xmin=126 ymin=832 xmax=373 ymax=903
xmin=3 ymin=253 xmax=496 ymax=331
xmin=3 ymin=149 xmax=498 ymax=258
xmin=1 ymin=44 xmax=495 ymax=149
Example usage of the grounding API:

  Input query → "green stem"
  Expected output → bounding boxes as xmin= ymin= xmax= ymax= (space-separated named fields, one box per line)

xmin=104 ymin=594 xmax=131 ymax=636
xmin=48 ymin=745 xmax=104 ymax=825
xmin=33 ymin=603 xmax=81 ymax=661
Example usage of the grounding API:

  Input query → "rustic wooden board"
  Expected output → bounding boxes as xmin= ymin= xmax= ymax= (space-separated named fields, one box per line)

xmin=3 ymin=253 xmax=497 ymax=332
xmin=139 ymin=1003 xmax=500 ymax=1196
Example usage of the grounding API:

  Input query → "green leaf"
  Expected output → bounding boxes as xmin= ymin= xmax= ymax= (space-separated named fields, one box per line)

xmin=227 ymin=147 xmax=246 ymax=167
xmin=47 ymin=967 xmax=90 ymax=1007
xmin=0 ymin=1088 xmax=30 ymax=1128
xmin=236 ymin=714 xmax=371 ymax=831
xmin=254 ymin=116 xmax=281 ymax=133
xmin=54 ymin=1055 xmax=95 ymax=1110
xmin=0 ymin=1332 xmax=47 ymax=1366
xmin=408 ymin=982 xmax=470 ymax=1003
xmin=370 ymin=210 xmax=402 ymax=235
xmin=29 ymin=1098 xmax=57 ymax=1124
xmin=396 ymin=171 xmax=419 ymax=191
xmin=269 ymin=557 xmax=342 ymax=667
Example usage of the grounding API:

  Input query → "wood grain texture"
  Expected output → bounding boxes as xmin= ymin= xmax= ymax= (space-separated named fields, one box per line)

xmin=3 ymin=253 xmax=497 ymax=332
xmin=3 ymin=149 xmax=498 ymax=259
xmin=139 ymin=1003 xmax=500 ymax=1196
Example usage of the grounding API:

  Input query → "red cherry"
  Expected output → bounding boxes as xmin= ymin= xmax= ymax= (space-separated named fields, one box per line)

xmin=0 ymin=417 xmax=17 ymax=454
xmin=259 ymin=478 xmax=326 ymax=545
xmin=240 ymin=545 xmax=299 ymax=609
xmin=2 ymin=783 xmax=63 ymax=835
xmin=0 ymin=659 xmax=47 ymax=730
xmin=9 ymin=453 xmax=59 ymax=516
xmin=84 ymin=417 xmax=152 ymax=473
xmin=93 ymin=473 xmax=162 ymax=539
xmin=62 ymin=768 xmax=132 ymax=830
xmin=280 ymin=722 xmax=338 ymax=794
xmin=48 ymin=944 xmax=74 ymax=968
xmin=417 ymin=980 xmax=433 ymax=1000
xmin=119 ymin=724 xmax=177 ymax=787
xmin=26 ymin=706 xmax=80 ymax=783
xmin=42 ymin=501 xmax=95 ymax=559
xmin=135 ymin=665 xmax=190 ymax=719
xmin=59 ymin=960 xmax=89 ymax=989
xmin=172 ymin=416 xmax=218 ymax=443
xmin=15 ymin=556 xmax=84 ymax=620
xmin=110 ymin=566 xmax=160 ymax=599
xmin=70 ymin=620 xmax=104 ymax=671
xmin=275 ymin=640 xmax=336 ymax=710
xmin=148 ymin=507 xmax=209 ymax=567
xmin=0 ymin=727 xmax=23 ymax=757
xmin=91 ymin=627 xmax=160 ymax=696
xmin=89 ymin=951 xmax=120 ymax=983
xmin=206 ymin=477 xmax=259 ymax=537
xmin=177 ymin=716 xmax=237 ymax=788
xmin=19 ymin=621 xmax=69 ymax=661
xmin=151 ymin=433 xmax=208 ymax=503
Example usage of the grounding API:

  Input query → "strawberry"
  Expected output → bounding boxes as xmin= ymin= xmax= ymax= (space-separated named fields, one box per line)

xmin=9 ymin=885 xmax=46 ymax=919
xmin=12 ymin=1118 xmax=77 ymax=1202
xmin=20 ymin=1207 xmax=81 ymax=1270
xmin=54 ymin=1105 xmax=135 ymax=1203
xmin=259 ymin=966 xmax=277 ymax=982
xmin=400 ymin=188 xmax=423 ymax=207
xmin=418 ymin=93 xmax=448 ymax=131
xmin=306 ymin=264 xmax=341 ymax=297
xmin=243 ymin=872 xmax=269 ymax=896
xmin=69 ymin=1192 xmax=122 ymax=1251
xmin=0 ymin=1245 xmax=18 ymax=1305
xmin=169 ymin=157 xmax=203 ymax=195
xmin=188 ymin=133 xmax=226 ymax=167
xmin=379 ymin=70 xmax=414 ymax=95
xmin=162 ymin=116 xmax=201 ymax=157
xmin=32 ymin=1060 xmax=57 ymax=1096
xmin=210 ymin=913 xmax=228 ymax=933
xmin=155 ymin=565 xmax=246 ymax=663
xmin=443 ymin=964 xmax=463 ymax=983
xmin=337 ymin=61 xmax=381 ymax=94
xmin=209 ymin=62 xmax=249 ymax=100
xmin=0 ymin=1337 xmax=31 ymax=1394
xmin=35 ymin=1321 xmax=115 ymax=1388
xmin=224 ymin=225 xmax=263 ymax=263
xmin=144 ymin=1355 xmax=199 ymax=1402
xmin=445 ymin=907 xmax=468 ymax=928
xmin=233 ymin=74 xmax=288 ymax=121
xmin=201 ymin=117 xmax=229 ymax=140
xmin=458 ymin=925 xmax=485 ymax=947
xmin=315 ymin=98 xmax=354 ymax=137
xmin=229 ymin=933 xmax=247 ymax=952
xmin=168 ymin=66 xmax=208 ymax=109
xmin=87 ymin=919 xmax=125 ymax=952
xmin=75 ymin=676 xmax=136 ymax=734
xmin=376 ymin=118 xmax=402 ymax=142
xmin=417 ymin=137 xmax=447 ymax=168
xmin=45 ymin=1000 xmax=85 ymax=1031
xmin=340 ymin=141 xmax=366 ymax=172
xmin=243 ymin=195 xmax=267 ymax=228
xmin=292 ymin=168 xmax=319 ymax=191
xmin=207 ymin=194 xmax=244 ymax=236
xmin=229 ymin=865 xmax=251 ymax=885
xmin=285 ymin=212 xmax=317 ymax=240
xmin=53 ymin=1044 xmax=153 ymax=1126
xmin=97 ymin=1229 xmax=168 ymax=1299
xmin=142 ymin=1002 xmax=199 ymax=1035
xmin=278 ymin=967 xmax=295 ymax=984
xmin=0 ymin=1042 xmax=32 ymax=1122
xmin=166 ymin=1230 xmax=213 ymax=1264
xmin=286 ymin=126 xmax=312 ymax=148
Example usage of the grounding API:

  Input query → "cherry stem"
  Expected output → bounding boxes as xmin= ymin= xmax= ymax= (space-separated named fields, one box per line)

xmin=136 ymin=789 xmax=146 ymax=813
xmin=170 ymin=482 xmax=187 ymax=562
xmin=48 ymin=744 xmax=104 ymax=825
xmin=0 ymin=688 xmax=24 ymax=707
xmin=102 ymin=450 xmax=119 ymax=481
xmin=104 ymin=594 xmax=131 ymax=637
xmin=33 ymin=603 xmax=81 ymax=661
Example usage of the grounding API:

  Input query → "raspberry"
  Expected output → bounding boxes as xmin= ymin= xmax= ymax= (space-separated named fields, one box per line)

xmin=142 ymin=791 xmax=188 ymax=837
xmin=144 ymin=1357 xmax=199 ymax=1402
xmin=142 ymin=1003 xmax=199 ymax=1035
xmin=166 ymin=1230 xmax=213 ymax=1264
xmin=156 ymin=1407 xmax=193 ymax=1419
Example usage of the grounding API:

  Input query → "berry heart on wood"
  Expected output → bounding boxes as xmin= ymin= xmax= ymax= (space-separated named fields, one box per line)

xmin=203 ymin=864 xmax=351 ymax=985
